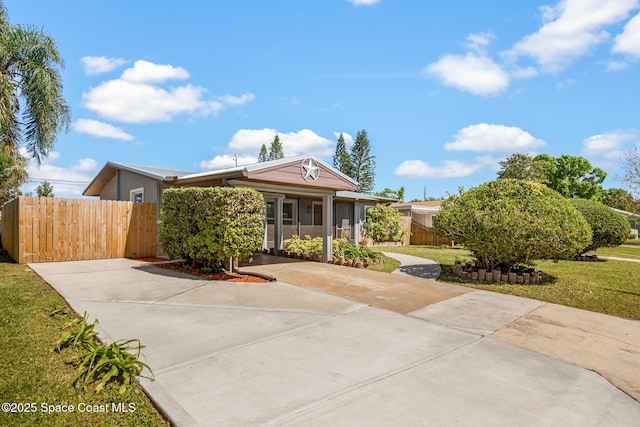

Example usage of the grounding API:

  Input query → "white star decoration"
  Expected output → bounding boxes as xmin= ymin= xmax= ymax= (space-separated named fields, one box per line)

xmin=301 ymin=158 xmax=319 ymax=182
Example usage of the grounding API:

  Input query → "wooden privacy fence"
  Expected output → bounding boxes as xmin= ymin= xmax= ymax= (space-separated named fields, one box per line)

xmin=410 ymin=220 xmax=453 ymax=246
xmin=1 ymin=196 xmax=156 ymax=264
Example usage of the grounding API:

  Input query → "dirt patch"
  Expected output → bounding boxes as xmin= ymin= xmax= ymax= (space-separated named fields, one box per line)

xmin=152 ymin=261 xmax=268 ymax=283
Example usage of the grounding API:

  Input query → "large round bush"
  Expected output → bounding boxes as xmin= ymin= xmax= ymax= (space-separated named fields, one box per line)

xmin=569 ymin=198 xmax=630 ymax=252
xmin=434 ymin=179 xmax=592 ymax=272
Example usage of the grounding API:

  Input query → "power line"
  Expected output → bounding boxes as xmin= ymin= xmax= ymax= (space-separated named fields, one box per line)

xmin=27 ymin=178 xmax=90 ymax=185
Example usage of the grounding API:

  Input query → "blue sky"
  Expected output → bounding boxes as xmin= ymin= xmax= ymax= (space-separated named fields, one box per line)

xmin=7 ymin=0 xmax=640 ymax=201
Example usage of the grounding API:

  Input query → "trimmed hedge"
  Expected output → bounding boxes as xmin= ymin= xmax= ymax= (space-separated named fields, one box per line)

xmin=160 ymin=187 xmax=264 ymax=269
xmin=435 ymin=179 xmax=592 ymax=272
xmin=569 ymin=198 xmax=630 ymax=252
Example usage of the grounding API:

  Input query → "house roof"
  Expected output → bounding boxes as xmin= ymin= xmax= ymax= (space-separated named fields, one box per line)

xmin=389 ymin=200 xmax=443 ymax=209
xmin=335 ymin=191 xmax=396 ymax=203
xmin=388 ymin=200 xmax=443 ymax=214
xmin=84 ymin=155 xmax=360 ymax=196
xmin=83 ymin=162 xmax=195 ymax=196
xmin=610 ymin=207 xmax=640 ymax=219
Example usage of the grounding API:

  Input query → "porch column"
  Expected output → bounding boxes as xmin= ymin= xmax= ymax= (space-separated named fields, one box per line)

xmin=322 ymin=194 xmax=333 ymax=262
xmin=353 ymin=202 xmax=361 ymax=246
xmin=274 ymin=195 xmax=284 ymax=252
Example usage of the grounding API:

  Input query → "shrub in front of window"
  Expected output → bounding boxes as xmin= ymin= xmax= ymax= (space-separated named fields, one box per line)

xmin=160 ymin=187 xmax=264 ymax=270
xmin=434 ymin=179 xmax=592 ymax=273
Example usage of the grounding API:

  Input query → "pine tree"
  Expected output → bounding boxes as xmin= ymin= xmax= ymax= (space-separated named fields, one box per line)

xmin=332 ymin=133 xmax=352 ymax=175
xmin=349 ymin=129 xmax=376 ymax=193
xmin=258 ymin=144 xmax=268 ymax=162
xmin=268 ymin=135 xmax=285 ymax=161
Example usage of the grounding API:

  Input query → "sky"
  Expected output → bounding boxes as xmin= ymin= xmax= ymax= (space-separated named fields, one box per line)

xmin=6 ymin=0 xmax=640 ymax=201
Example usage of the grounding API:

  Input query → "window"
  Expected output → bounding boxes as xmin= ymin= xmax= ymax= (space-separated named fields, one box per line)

xmin=130 ymin=187 xmax=144 ymax=203
xmin=265 ymin=200 xmax=296 ymax=224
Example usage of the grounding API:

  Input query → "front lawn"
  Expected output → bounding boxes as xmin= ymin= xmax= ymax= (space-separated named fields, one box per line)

xmin=0 ymin=252 xmax=169 ymax=427
xmin=589 ymin=245 xmax=640 ymax=260
xmin=380 ymin=245 xmax=640 ymax=320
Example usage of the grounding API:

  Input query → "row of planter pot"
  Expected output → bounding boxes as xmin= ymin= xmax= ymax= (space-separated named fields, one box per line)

xmin=451 ymin=264 xmax=547 ymax=284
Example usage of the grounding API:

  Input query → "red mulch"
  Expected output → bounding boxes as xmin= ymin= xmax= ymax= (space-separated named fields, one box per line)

xmin=147 ymin=260 xmax=268 ymax=283
xmin=129 ymin=256 xmax=170 ymax=263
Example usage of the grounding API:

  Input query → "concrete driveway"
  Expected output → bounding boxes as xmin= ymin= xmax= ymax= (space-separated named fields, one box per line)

xmin=30 ymin=258 xmax=640 ymax=426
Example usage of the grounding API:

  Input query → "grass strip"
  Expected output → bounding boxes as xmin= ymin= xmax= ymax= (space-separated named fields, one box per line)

xmin=380 ymin=245 xmax=640 ymax=320
xmin=0 ymin=252 xmax=169 ymax=427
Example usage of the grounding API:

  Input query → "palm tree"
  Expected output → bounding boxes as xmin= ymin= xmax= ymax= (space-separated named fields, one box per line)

xmin=0 ymin=2 xmax=70 ymax=163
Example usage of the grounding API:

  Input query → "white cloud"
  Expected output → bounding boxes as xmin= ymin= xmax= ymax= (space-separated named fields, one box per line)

xmin=217 ymin=93 xmax=256 ymax=106
xmin=82 ymin=60 xmax=251 ymax=124
xmin=81 ymin=56 xmax=127 ymax=75
xmin=71 ymin=158 xmax=99 ymax=172
xmin=506 ymin=0 xmax=639 ymax=72
xmin=83 ymin=79 xmax=224 ymax=124
xmin=425 ymin=53 xmax=509 ymax=96
xmin=227 ymin=128 xmax=334 ymax=157
xmin=613 ymin=12 xmax=640 ymax=57
xmin=394 ymin=156 xmax=496 ymax=179
xmin=444 ymin=123 xmax=546 ymax=152
xmin=582 ymin=129 xmax=638 ymax=161
xmin=347 ymin=0 xmax=380 ymax=5
xmin=465 ymin=32 xmax=495 ymax=53
xmin=199 ymin=154 xmax=258 ymax=171
xmin=73 ymin=118 xmax=134 ymax=141
xmin=200 ymin=128 xmax=338 ymax=171
xmin=121 ymin=60 xmax=189 ymax=84
xmin=23 ymin=153 xmax=97 ymax=197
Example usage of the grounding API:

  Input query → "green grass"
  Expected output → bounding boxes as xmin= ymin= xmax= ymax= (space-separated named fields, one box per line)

xmin=624 ymin=238 xmax=640 ymax=246
xmin=380 ymin=245 xmax=640 ymax=321
xmin=589 ymin=245 xmax=640 ymax=260
xmin=366 ymin=253 xmax=401 ymax=273
xmin=0 ymin=252 xmax=169 ymax=427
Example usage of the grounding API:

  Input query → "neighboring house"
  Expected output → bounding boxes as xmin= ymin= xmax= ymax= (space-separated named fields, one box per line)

xmin=389 ymin=200 xmax=453 ymax=246
xmin=610 ymin=207 xmax=640 ymax=238
xmin=389 ymin=200 xmax=442 ymax=228
xmin=83 ymin=155 xmax=392 ymax=260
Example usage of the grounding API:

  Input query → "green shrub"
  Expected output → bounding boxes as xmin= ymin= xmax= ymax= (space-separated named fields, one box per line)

xmin=364 ymin=204 xmax=405 ymax=243
xmin=160 ymin=187 xmax=265 ymax=269
xmin=283 ymin=235 xmax=323 ymax=255
xmin=569 ymin=198 xmax=631 ymax=252
xmin=332 ymin=237 xmax=380 ymax=261
xmin=52 ymin=312 xmax=153 ymax=394
xmin=434 ymin=179 xmax=592 ymax=272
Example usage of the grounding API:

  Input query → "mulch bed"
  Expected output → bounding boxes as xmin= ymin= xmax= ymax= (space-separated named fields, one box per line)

xmin=129 ymin=257 xmax=267 ymax=283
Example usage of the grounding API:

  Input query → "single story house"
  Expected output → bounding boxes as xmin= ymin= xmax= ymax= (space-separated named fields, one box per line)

xmin=388 ymin=200 xmax=453 ymax=246
xmin=83 ymin=155 xmax=393 ymax=261
xmin=388 ymin=200 xmax=443 ymax=228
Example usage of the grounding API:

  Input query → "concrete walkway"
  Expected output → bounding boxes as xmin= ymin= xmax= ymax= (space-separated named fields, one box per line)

xmin=381 ymin=251 xmax=442 ymax=279
xmin=29 ymin=258 xmax=640 ymax=426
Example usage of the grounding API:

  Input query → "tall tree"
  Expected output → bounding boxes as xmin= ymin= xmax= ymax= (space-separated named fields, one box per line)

xmin=375 ymin=186 xmax=405 ymax=202
xmin=497 ymin=153 xmax=547 ymax=182
xmin=332 ymin=132 xmax=351 ymax=175
xmin=349 ymin=129 xmax=376 ymax=193
xmin=0 ymin=2 xmax=70 ymax=163
xmin=268 ymin=134 xmax=284 ymax=161
xmin=622 ymin=145 xmax=640 ymax=197
xmin=533 ymin=154 xmax=606 ymax=200
xmin=258 ymin=144 xmax=268 ymax=162
xmin=604 ymin=187 xmax=639 ymax=214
